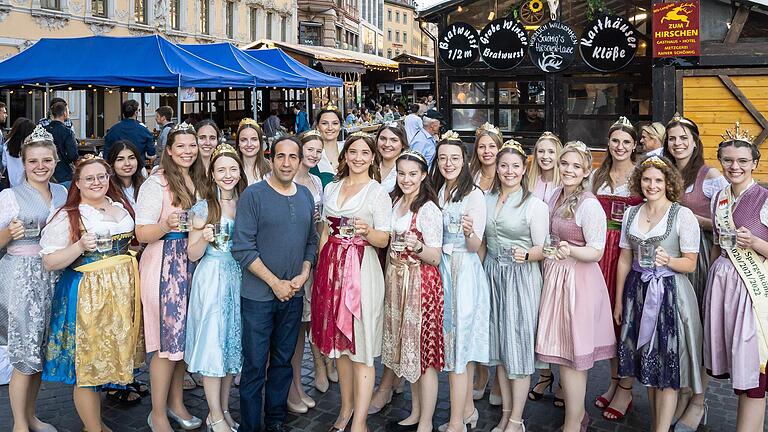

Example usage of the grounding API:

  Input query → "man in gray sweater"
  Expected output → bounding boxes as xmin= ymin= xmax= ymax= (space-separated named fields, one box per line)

xmin=232 ymin=136 xmax=318 ymax=432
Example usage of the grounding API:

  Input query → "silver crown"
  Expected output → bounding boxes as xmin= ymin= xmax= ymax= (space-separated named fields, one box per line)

xmin=23 ymin=125 xmax=54 ymax=145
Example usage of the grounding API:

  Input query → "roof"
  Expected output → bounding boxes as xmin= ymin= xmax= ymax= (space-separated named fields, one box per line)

xmin=244 ymin=48 xmax=343 ymax=87
xmin=0 ymin=35 xmax=254 ymax=89
xmin=392 ymin=52 xmax=434 ymax=64
xmin=242 ymin=39 xmax=399 ymax=72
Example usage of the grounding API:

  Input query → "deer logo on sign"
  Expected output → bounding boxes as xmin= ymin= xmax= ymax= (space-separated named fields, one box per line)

xmin=660 ymin=5 xmax=693 ymax=27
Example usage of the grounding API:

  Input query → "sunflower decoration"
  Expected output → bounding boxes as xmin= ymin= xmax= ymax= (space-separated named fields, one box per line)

xmin=518 ymin=0 xmax=549 ymax=25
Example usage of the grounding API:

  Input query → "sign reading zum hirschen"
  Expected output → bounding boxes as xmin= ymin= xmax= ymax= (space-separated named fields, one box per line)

xmin=438 ymin=22 xmax=480 ymax=68
xmin=529 ymin=21 xmax=578 ymax=73
xmin=652 ymin=0 xmax=700 ymax=57
xmin=579 ymin=15 xmax=639 ymax=72
xmin=478 ymin=17 xmax=528 ymax=70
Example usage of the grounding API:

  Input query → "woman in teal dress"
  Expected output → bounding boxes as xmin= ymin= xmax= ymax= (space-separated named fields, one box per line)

xmin=184 ymin=143 xmax=248 ymax=432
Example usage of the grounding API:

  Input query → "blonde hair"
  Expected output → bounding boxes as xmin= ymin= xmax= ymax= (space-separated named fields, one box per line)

xmin=526 ymin=132 xmax=562 ymax=191
xmin=558 ymin=141 xmax=593 ymax=219
xmin=469 ymin=129 xmax=503 ymax=178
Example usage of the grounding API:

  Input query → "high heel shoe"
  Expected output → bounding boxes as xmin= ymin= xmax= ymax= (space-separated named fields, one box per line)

xmin=207 ymin=416 xmax=227 ymax=432
xmin=602 ymin=383 xmax=633 ymax=422
xmin=505 ymin=418 xmax=525 ymax=432
xmin=147 ymin=413 xmax=156 ymax=432
xmin=287 ymin=398 xmax=309 ymax=414
xmin=489 ymin=393 xmax=502 ymax=406
xmin=472 ymin=373 xmax=489 ymax=400
xmin=674 ymin=402 xmax=708 ymax=431
xmin=167 ymin=408 xmax=203 ymax=430
xmin=595 ymin=376 xmax=619 ymax=408
xmin=300 ymin=393 xmax=316 ymax=408
xmin=327 ymin=412 xmax=353 ymax=432
xmin=438 ymin=408 xmax=478 ymax=432
xmin=491 ymin=409 xmax=511 ymax=432
xmin=223 ymin=410 xmax=239 ymax=431
xmin=368 ymin=386 xmax=394 ymax=414
xmin=314 ymin=359 xmax=330 ymax=393
xmin=527 ymin=372 xmax=554 ymax=401
xmin=326 ymin=360 xmax=339 ymax=383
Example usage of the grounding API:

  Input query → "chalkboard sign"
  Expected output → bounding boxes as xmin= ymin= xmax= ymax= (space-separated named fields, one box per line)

xmin=529 ymin=21 xmax=578 ymax=73
xmin=478 ymin=17 xmax=528 ymax=70
xmin=579 ymin=15 xmax=639 ymax=72
xmin=438 ymin=22 xmax=480 ymax=68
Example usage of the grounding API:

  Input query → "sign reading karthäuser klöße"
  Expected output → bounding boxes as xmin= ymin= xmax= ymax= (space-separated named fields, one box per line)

xmin=652 ymin=1 xmax=700 ymax=57
xmin=579 ymin=15 xmax=639 ymax=72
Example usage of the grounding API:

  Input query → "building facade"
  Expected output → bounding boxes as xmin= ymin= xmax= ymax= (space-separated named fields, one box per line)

xmin=297 ymin=0 xmax=361 ymax=50
xmin=383 ymin=0 xmax=431 ymax=58
xmin=360 ymin=0 xmax=383 ymax=55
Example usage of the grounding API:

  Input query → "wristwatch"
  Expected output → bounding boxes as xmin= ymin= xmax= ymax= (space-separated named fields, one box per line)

xmin=524 ymin=251 xmax=529 ymax=261
xmin=467 ymin=231 xmax=475 ymax=239
xmin=414 ymin=242 xmax=424 ymax=254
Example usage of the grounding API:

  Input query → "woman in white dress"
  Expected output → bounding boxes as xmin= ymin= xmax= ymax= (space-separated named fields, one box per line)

xmin=469 ymin=123 xmax=501 ymax=194
xmin=526 ymin=132 xmax=562 ymax=203
xmin=312 ymin=104 xmax=345 ymax=189
xmin=311 ymin=132 xmax=392 ymax=432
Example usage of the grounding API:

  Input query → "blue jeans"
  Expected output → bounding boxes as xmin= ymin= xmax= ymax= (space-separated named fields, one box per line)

xmin=240 ymin=296 xmax=302 ymax=432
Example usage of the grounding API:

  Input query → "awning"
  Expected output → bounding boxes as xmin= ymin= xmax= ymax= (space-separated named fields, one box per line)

xmin=245 ymin=48 xmax=343 ymax=87
xmin=0 ymin=35 xmax=254 ymax=88
xmin=316 ymin=60 xmax=366 ymax=74
xmin=242 ymin=39 xmax=399 ymax=72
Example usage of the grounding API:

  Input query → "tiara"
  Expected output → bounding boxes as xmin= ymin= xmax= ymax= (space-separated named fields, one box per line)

xmin=564 ymin=141 xmax=588 ymax=152
xmin=612 ymin=116 xmax=634 ymax=130
xmin=238 ymin=118 xmax=260 ymax=130
xmin=440 ymin=130 xmax=461 ymax=142
xmin=720 ymin=121 xmax=755 ymax=144
xmin=75 ymin=153 xmax=104 ymax=167
xmin=172 ymin=121 xmax=195 ymax=133
xmin=398 ymin=149 xmax=427 ymax=165
xmin=23 ymin=124 xmax=53 ymax=145
xmin=322 ymin=102 xmax=339 ymax=112
xmin=349 ymin=131 xmax=373 ymax=139
xmin=501 ymin=139 xmax=525 ymax=155
xmin=641 ymin=155 xmax=668 ymax=169
xmin=301 ymin=129 xmax=323 ymax=139
xmin=212 ymin=143 xmax=238 ymax=160
xmin=668 ymin=112 xmax=698 ymax=130
xmin=476 ymin=122 xmax=501 ymax=136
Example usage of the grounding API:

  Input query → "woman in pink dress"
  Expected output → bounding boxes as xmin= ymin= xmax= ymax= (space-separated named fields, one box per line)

xmin=526 ymin=132 xmax=562 ymax=203
xmin=536 ymin=141 xmax=616 ymax=432
xmin=704 ymin=125 xmax=768 ymax=432
xmin=591 ymin=117 xmax=643 ymax=420
xmin=136 ymin=123 xmax=208 ymax=432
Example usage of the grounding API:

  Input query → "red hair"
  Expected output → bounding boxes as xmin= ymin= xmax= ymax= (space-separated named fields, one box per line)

xmin=52 ymin=158 xmax=127 ymax=244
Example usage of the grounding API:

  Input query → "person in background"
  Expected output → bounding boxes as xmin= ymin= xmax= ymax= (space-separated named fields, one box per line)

xmin=294 ymin=103 xmax=310 ymax=134
xmin=3 ymin=118 xmax=36 ymax=188
xmin=232 ymin=136 xmax=319 ymax=432
xmin=383 ymin=105 xmax=395 ymax=123
xmin=640 ymin=122 xmax=665 ymax=156
xmin=346 ymin=108 xmax=359 ymax=126
xmin=264 ymin=110 xmax=282 ymax=139
xmin=373 ymin=105 xmax=384 ymax=124
xmin=410 ymin=109 xmax=442 ymax=168
xmin=37 ymin=97 xmax=75 ymax=134
xmin=516 ymin=109 xmax=544 ymax=133
xmin=103 ymin=99 xmax=156 ymax=166
xmin=43 ymin=101 xmax=79 ymax=186
xmin=154 ymin=106 xmax=175 ymax=165
xmin=404 ymin=104 xmax=422 ymax=142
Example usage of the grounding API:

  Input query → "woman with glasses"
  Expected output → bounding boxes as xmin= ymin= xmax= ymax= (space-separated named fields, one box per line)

xmin=41 ymin=156 xmax=143 ymax=431
xmin=704 ymin=126 xmax=768 ymax=432
xmin=432 ymin=131 xmax=490 ymax=432
xmin=663 ymin=114 xmax=728 ymax=430
xmin=591 ymin=117 xmax=644 ymax=421
xmin=136 ymin=123 xmax=207 ymax=431
xmin=0 ymin=126 xmax=67 ymax=432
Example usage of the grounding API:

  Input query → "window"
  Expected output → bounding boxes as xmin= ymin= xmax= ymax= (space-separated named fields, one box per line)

xmin=403 ymin=12 xmax=407 ymax=24
xmin=387 ymin=48 xmax=392 ymax=58
xmin=395 ymin=11 xmax=399 ymax=22
xmin=170 ymin=0 xmax=180 ymax=29
xmin=281 ymin=16 xmax=287 ymax=42
xmin=40 ymin=0 xmax=61 ymax=10
xmin=250 ymin=8 xmax=258 ymax=40
xmin=403 ymin=31 xmax=407 ymax=43
xmin=92 ymin=0 xmax=107 ymax=17
xmin=387 ymin=29 xmax=392 ymax=41
xmin=387 ymin=9 xmax=391 ymax=21
xmin=226 ymin=1 xmax=234 ymax=39
xmin=299 ymin=22 xmax=322 ymax=45
xmin=395 ymin=31 xmax=399 ymax=42
xmin=266 ymin=12 xmax=273 ymax=39
xmin=200 ymin=0 xmax=209 ymax=34
xmin=134 ymin=0 xmax=147 ymax=23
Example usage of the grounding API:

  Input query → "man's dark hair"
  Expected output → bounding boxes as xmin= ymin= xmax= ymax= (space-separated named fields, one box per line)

xmin=51 ymin=102 xmax=68 ymax=118
xmin=409 ymin=103 xmax=420 ymax=114
xmin=50 ymin=97 xmax=66 ymax=108
xmin=0 ymin=102 xmax=6 ymax=110
xmin=269 ymin=136 xmax=303 ymax=160
xmin=293 ymin=102 xmax=304 ymax=111
xmin=122 ymin=100 xmax=140 ymax=119
xmin=155 ymin=106 xmax=173 ymax=122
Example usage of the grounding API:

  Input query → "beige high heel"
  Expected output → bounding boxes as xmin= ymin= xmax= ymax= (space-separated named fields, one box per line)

xmin=491 ymin=410 xmax=512 ymax=432
xmin=505 ymin=418 xmax=525 ymax=432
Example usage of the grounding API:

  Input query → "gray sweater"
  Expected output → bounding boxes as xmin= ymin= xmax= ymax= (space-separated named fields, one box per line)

xmin=232 ymin=180 xmax=319 ymax=301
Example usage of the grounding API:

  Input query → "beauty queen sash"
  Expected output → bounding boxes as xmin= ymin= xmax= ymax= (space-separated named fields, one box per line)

xmin=716 ymin=186 xmax=768 ymax=374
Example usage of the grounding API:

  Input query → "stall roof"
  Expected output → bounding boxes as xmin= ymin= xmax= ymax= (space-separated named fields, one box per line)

xmin=392 ymin=53 xmax=434 ymax=64
xmin=180 ymin=42 xmax=310 ymax=88
xmin=243 ymin=48 xmax=343 ymax=88
xmin=0 ymin=35 xmax=255 ymax=88
xmin=242 ymin=39 xmax=399 ymax=72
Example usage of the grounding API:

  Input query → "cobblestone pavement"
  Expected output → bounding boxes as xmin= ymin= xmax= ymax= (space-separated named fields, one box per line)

xmin=0 ymin=345 xmax=753 ymax=431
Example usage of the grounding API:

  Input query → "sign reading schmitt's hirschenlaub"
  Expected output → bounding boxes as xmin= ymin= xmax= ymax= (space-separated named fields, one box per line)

xmin=579 ymin=15 xmax=639 ymax=72
xmin=438 ymin=22 xmax=480 ymax=68
xmin=529 ymin=21 xmax=578 ymax=73
xmin=478 ymin=17 xmax=528 ymax=70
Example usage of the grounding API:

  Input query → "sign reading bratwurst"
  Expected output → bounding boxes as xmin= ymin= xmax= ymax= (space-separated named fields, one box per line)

xmin=529 ymin=21 xmax=578 ymax=73
xmin=478 ymin=17 xmax=528 ymax=70
xmin=579 ymin=15 xmax=639 ymax=72
xmin=438 ymin=22 xmax=480 ymax=68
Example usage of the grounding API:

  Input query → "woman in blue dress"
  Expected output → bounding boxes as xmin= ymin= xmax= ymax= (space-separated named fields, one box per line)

xmin=185 ymin=143 xmax=248 ymax=432
xmin=432 ymin=131 xmax=490 ymax=432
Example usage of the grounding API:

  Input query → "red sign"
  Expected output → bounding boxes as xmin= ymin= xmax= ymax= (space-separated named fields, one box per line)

xmin=652 ymin=1 xmax=700 ymax=57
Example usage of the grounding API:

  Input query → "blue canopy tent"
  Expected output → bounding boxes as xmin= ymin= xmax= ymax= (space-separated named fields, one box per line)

xmin=0 ymin=35 xmax=256 ymax=118
xmin=244 ymin=48 xmax=343 ymax=88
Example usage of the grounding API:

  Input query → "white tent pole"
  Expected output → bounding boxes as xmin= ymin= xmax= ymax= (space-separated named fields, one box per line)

xmin=177 ymin=86 xmax=182 ymax=124
xmin=252 ymin=87 xmax=257 ymax=119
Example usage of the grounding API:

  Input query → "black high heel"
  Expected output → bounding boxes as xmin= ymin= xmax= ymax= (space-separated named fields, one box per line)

xmin=527 ymin=372 xmax=554 ymax=401
xmin=553 ymin=383 xmax=565 ymax=408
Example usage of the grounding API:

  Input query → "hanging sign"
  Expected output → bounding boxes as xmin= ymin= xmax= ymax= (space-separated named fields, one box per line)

xmin=529 ymin=21 xmax=578 ymax=73
xmin=478 ymin=17 xmax=528 ymax=70
xmin=438 ymin=22 xmax=479 ymax=68
xmin=652 ymin=1 xmax=700 ymax=57
xmin=579 ymin=15 xmax=639 ymax=72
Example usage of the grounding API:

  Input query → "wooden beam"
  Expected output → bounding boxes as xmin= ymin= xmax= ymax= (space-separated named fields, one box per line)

xmin=724 ymin=4 xmax=751 ymax=45
xmin=717 ymin=74 xmax=768 ymax=145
